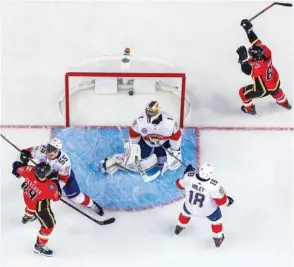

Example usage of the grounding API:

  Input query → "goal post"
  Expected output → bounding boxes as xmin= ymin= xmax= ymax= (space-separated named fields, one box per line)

xmin=62 ymin=71 xmax=189 ymax=128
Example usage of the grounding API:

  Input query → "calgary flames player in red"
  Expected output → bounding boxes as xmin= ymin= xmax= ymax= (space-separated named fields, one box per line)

xmin=12 ymin=161 xmax=61 ymax=257
xmin=236 ymin=19 xmax=291 ymax=115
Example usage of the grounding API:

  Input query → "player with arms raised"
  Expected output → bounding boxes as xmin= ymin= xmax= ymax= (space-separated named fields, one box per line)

xmin=12 ymin=161 xmax=61 ymax=256
xmin=20 ymin=138 xmax=104 ymax=216
xmin=175 ymin=164 xmax=234 ymax=247
xmin=236 ymin=19 xmax=291 ymax=115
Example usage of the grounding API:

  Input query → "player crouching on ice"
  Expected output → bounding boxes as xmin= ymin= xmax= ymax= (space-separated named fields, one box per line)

xmin=100 ymin=101 xmax=182 ymax=182
xmin=175 ymin=164 xmax=234 ymax=248
xmin=20 ymin=138 xmax=104 ymax=216
xmin=236 ymin=19 xmax=291 ymax=115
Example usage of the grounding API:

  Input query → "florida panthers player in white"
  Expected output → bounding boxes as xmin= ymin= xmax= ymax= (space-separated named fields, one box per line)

xmin=175 ymin=164 xmax=234 ymax=247
xmin=20 ymin=138 xmax=104 ymax=218
xmin=129 ymin=100 xmax=182 ymax=166
xmin=101 ymin=101 xmax=182 ymax=181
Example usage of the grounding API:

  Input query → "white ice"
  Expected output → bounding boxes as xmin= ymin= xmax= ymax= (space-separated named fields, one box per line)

xmin=1 ymin=1 xmax=293 ymax=267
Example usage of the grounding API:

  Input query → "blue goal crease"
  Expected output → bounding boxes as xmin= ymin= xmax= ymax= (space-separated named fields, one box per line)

xmin=53 ymin=127 xmax=198 ymax=210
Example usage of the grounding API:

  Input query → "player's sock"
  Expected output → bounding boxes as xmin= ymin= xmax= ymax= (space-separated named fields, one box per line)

xmin=175 ymin=212 xmax=191 ymax=235
xmin=271 ymin=88 xmax=291 ymax=109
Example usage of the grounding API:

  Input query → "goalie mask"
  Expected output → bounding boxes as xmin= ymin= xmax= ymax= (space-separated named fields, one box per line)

xmin=145 ymin=101 xmax=161 ymax=124
xmin=47 ymin=137 xmax=63 ymax=159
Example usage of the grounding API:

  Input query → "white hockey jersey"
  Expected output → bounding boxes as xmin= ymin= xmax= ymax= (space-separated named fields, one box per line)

xmin=129 ymin=112 xmax=182 ymax=150
xmin=176 ymin=170 xmax=228 ymax=217
xmin=28 ymin=145 xmax=72 ymax=183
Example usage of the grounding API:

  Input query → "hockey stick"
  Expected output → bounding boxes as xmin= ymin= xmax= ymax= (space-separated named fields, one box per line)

xmin=249 ymin=2 xmax=292 ymax=22
xmin=149 ymin=137 xmax=194 ymax=170
xmin=0 ymin=133 xmax=114 ymax=225
xmin=116 ymin=126 xmax=160 ymax=182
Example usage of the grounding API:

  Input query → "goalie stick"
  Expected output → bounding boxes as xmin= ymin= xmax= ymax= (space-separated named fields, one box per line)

xmin=116 ymin=125 xmax=160 ymax=182
xmin=0 ymin=133 xmax=115 ymax=226
xmin=149 ymin=137 xmax=195 ymax=171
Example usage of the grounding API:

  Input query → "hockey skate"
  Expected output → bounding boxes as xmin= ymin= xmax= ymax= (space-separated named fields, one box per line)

xmin=91 ymin=201 xmax=104 ymax=216
xmin=277 ymin=101 xmax=292 ymax=110
xmin=213 ymin=234 xmax=225 ymax=248
xmin=174 ymin=225 xmax=185 ymax=235
xmin=34 ymin=243 xmax=53 ymax=257
xmin=241 ymin=105 xmax=256 ymax=115
xmin=22 ymin=214 xmax=37 ymax=225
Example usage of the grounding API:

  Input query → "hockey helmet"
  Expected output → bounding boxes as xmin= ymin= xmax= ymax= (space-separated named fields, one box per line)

xmin=198 ymin=163 xmax=213 ymax=180
xmin=35 ymin=162 xmax=51 ymax=181
xmin=47 ymin=138 xmax=63 ymax=159
xmin=248 ymin=45 xmax=264 ymax=60
xmin=145 ymin=101 xmax=161 ymax=123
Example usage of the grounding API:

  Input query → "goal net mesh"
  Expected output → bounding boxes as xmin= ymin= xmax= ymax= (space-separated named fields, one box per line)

xmin=59 ymin=54 xmax=191 ymax=127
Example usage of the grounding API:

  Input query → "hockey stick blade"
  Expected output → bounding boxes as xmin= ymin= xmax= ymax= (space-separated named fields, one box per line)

xmin=274 ymin=2 xmax=292 ymax=7
xmin=61 ymin=198 xmax=115 ymax=225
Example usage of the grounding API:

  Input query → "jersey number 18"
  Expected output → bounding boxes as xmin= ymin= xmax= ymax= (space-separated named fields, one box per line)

xmin=188 ymin=191 xmax=205 ymax=207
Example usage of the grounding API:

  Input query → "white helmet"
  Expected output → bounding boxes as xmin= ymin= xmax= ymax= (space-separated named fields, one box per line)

xmin=199 ymin=163 xmax=213 ymax=180
xmin=47 ymin=137 xmax=63 ymax=153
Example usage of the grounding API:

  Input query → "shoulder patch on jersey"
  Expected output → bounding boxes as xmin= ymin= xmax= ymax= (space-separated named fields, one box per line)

xmin=49 ymin=184 xmax=55 ymax=191
xmin=132 ymin=119 xmax=137 ymax=127
xmin=18 ymin=167 xmax=24 ymax=173
xmin=65 ymin=166 xmax=70 ymax=173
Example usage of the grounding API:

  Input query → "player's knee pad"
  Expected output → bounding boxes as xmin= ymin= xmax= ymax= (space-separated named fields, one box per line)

xmin=70 ymin=192 xmax=86 ymax=204
xmin=71 ymin=192 xmax=93 ymax=207
xmin=239 ymin=87 xmax=250 ymax=102
xmin=40 ymin=226 xmax=54 ymax=236
xmin=178 ymin=212 xmax=191 ymax=225
xmin=271 ymin=88 xmax=284 ymax=99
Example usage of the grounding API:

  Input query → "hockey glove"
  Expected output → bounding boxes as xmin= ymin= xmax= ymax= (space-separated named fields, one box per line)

xmin=240 ymin=19 xmax=253 ymax=32
xmin=227 ymin=196 xmax=234 ymax=207
xmin=12 ymin=161 xmax=26 ymax=178
xmin=184 ymin=164 xmax=195 ymax=175
xmin=237 ymin=46 xmax=248 ymax=63
xmin=20 ymin=149 xmax=31 ymax=165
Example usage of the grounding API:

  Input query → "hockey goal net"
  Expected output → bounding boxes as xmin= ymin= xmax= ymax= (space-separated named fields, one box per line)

xmin=59 ymin=54 xmax=191 ymax=127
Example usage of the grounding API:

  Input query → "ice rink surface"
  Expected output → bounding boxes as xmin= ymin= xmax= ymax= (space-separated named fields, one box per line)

xmin=1 ymin=128 xmax=293 ymax=267
xmin=1 ymin=0 xmax=293 ymax=267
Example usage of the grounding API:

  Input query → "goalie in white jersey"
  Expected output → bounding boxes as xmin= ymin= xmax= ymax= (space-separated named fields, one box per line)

xmin=175 ymin=164 xmax=234 ymax=247
xmin=20 ymin=138 xmax=104 ymax=216
xmin=100 ymin=101 xmax=182 ymax=181
xmin=129 ymin=101 xmax=182 ymax=168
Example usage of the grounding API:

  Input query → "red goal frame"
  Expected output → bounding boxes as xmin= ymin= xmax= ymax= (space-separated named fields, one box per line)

xmin=64 ymin=72 xmax=187 ymax=127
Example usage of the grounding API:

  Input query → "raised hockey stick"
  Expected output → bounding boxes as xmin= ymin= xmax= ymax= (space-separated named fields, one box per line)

xmin=116 ymin=125 xmax=160 ymax=182
xmin=249 ymin=2 xmax=292 ymax=22
xmin=0 ymin=133 xmax=114 ymax=225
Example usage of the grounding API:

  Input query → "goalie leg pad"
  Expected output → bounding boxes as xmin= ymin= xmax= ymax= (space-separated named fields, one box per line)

xmin=139 ymin=154 xmax=158 ymax=171
xmin=166 ymin=148 xmax=182 ymax=170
